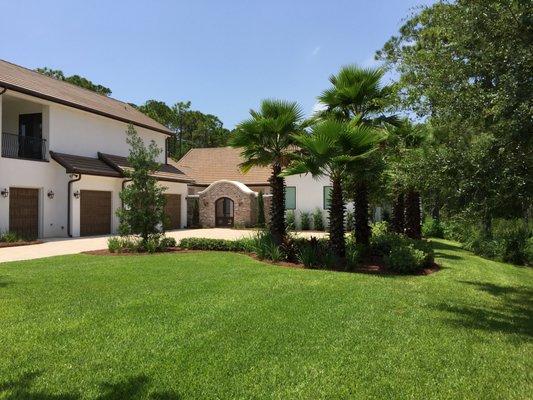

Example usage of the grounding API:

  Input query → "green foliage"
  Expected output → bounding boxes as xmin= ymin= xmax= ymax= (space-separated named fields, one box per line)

xmin=251 ymin=231 xmax=283 ymax=262
xmin=378 ymin=1 xmax=532 ymax=226
xmin=257 ymin=192 xmax=266 ymax=228
xmin=296 ymin=237 xmax=335 ymax=269
xmin=442 ymin=218 xmax=532 ymax=266
xmin=179 ymin=237 xmax=253 ymax=253
xmin=385 ymin=244 xmax=427 ymax=273
xmin=0 ymin=231 xmax=24 ymax=243
xmin=312 ymin=208 xmax=325 ymax=231
xmin=116 ymin=125 xmax=166 ymax=245
xmin=370 ymin=223 xmax=434 ymax=273
xmin=422 ymin=218 xmax=444 ymax=239
xmin=137 ymin=100 xmax=230 ymax=159
xmin=300 ymin=212 xmax=311 ymax=231
xmin=190 ymin=198 xmax=200 ymax=228
xmin=107 ymin=235 xmax=176 ymax=254
xmin=285 ymin=210 xmax=295 ymax=231
xmin=36 ymin=67 xmax=112 ymax=96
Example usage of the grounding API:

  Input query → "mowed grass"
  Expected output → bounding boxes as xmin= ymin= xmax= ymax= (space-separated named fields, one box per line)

xmin=0 ymin=240 xmax=531 ymax=399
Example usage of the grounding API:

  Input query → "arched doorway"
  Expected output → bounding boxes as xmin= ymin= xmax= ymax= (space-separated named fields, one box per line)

xmin=215 ymin=197 xmax=234 ymax=227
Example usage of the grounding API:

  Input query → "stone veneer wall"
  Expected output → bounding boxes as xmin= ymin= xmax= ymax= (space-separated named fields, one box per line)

xmin=198 ymin=181 xmax=259 ymax=228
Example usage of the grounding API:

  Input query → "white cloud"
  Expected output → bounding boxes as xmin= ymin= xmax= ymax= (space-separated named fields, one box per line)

xmin=312 ymin=46 xmax=321 ymax=56
xmin=312 ymin=102 xmax=326 ymax=114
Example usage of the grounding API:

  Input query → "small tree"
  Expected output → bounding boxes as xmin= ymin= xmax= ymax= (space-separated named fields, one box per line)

xmin=117 ymin=125 xmax=166 ymax=244
xmin=312 ymin=208 xmax=325 ymax=231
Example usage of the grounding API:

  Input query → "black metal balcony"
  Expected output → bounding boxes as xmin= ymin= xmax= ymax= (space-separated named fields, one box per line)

xmin=1 ymin=132 xmax=48 ymax=161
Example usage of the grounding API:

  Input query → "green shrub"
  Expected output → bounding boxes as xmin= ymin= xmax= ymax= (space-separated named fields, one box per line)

xmin=345 ymin=211 xmax=354 ymax=231
xmin=300 ymin=212 xmax=311 ymax=231
xmin=286 ymin=210 xmax=295 ymax=231
xmin=492 ymin=219 xmax=532 ymax=265
xmin=312 ymin=208 xmax=325 ymax=231
xmin=442 ymin=217 xmax=532 ymax=265
xmin=385 ymin=244 xmax=426 ymax=273
xmin=179 ymin=237 xmax=252 ymax=252
xmin=160 ymin=236 xmax=177 ymax=248
xmin=252 ymin=231 xmax=283 ymax=261
xmin=422 ymin=218 xmax=444 ymax=238
xmin=107 ymin=236 xmax=140 ymax=253
xmin=345 ymin=237 xmax=363 ymax=269
xmin=371 ymin=221 xmax=390 ymax=236
xmin=296 ymin=236 xmax=334 ymax=269
xmin=370 ymin=226 xmax=434 ymax=272
xmin=0 ymin=231 xmax=22 ymax=243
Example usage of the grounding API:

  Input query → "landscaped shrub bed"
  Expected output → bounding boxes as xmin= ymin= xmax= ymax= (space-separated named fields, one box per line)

xmin=369 ymin=222 xmax=435 ymax=273
xmin=425 ymin=216 xmax=532 ymax=266
xmin=107 ymin=235 xmax=177 ymax=254
xmin=0 ymin=231 xmax=40 ymax=248
xmin=177 ymin=224 xmax=435 ymax=275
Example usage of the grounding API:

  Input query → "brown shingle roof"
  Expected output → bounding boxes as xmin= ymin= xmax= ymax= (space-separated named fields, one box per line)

xmin=50 ymin=151 xmax=122 ymax=177
xmin=0 ymin=59 xmax=171 ymax=135
xmin=172 ymin=147 xmax=271 ymax=185
xmin=98 ymin=153 xmax=193 ymax=183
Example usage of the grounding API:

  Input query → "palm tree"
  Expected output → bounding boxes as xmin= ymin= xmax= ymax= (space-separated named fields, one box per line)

xmin=316 ymin=65 xmax=396 ymax=247
xmin=282 ymin=120 xmax=386 ymax=262
xmin=230 ymin=100 xmax=306 ymax=244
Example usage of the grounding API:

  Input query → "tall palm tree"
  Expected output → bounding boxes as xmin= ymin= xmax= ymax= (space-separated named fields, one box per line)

xmin=317 ymin=65 xmax=396 ymax=247
xmin=282 ymin=120 xmax=386 ymax=262
xmin=230 ymin=100 xmax=306 ymax=244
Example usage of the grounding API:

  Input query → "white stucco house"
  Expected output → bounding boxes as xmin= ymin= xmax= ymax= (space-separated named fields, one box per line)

xmin=0 ymin=59 xmax=192 ymax=239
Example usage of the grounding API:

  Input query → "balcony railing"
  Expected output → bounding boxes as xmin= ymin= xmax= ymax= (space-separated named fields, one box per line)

xmin=1 ymin=132 xmax=48 ymax=161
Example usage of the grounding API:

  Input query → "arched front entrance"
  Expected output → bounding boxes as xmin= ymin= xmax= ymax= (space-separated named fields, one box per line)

xmin=215 ymin=197 xmax=234 ymax=227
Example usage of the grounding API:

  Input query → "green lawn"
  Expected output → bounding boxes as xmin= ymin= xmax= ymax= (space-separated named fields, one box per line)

xmin=0 ymin=240 xmax=531 ymax=399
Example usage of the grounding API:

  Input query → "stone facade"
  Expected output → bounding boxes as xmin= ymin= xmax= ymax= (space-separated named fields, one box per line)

xmin=198 ymin=180 xmax=259 ymax=228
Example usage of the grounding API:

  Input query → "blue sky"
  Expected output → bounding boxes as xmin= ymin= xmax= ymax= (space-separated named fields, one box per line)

xmin=1 ymin=0 xmax=435 ymax=128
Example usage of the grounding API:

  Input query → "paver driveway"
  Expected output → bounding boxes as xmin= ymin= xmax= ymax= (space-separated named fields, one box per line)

xmin=0 ymin=229 xmax=327 ymax=263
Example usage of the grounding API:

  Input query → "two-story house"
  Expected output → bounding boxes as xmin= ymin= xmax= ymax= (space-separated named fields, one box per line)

xmin=0 ymin=59 xmax=192 ymax=239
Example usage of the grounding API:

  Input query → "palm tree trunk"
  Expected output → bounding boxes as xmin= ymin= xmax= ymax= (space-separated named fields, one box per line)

xmin=353 ymin=180 xmax=370 ymax=246
xmin=329 ymin=177 xmax=346 ymax=261
xmin=269 ymin=162 xmax=286 ymax=244
xmin=392 ymin=192 xmax=405 ymax=234
xmin=404 ymin=189 xmax=421 ymax=239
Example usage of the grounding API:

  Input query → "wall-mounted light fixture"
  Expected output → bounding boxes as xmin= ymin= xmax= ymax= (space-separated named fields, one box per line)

xmin=47 ymin=190 xmax=55 ymax=199
xmin=73 ymin=190 xmax=80 ymax=199
xmin=0 ymin=188 xmax=8 ymax=198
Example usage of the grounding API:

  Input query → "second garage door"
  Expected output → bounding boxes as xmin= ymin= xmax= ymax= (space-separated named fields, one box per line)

xmin=80 ymin=190 xmax=112 ymax=236
xmin=164 ymin=194 xmax=181 ymax=230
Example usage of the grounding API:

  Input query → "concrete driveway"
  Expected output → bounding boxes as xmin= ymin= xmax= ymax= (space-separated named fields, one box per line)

xmin=0 ymin=229 xmax=327 ymax=263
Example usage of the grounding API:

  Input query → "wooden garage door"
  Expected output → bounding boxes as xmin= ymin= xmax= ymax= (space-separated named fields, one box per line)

xmin=9 ymin=188 xmax=39 ymax=239
xmin=164 ymin=194 xmax=181 ymax=230
xmin=80 ymin=190 xmax=111 ymax=236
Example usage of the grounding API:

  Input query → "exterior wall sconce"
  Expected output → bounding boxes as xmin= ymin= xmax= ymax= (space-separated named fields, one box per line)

xmin=73 ymin=190 xmax=80 ymax=199
xmin=47 ymin=190 xmax=55 ymax=199
xmin=1 ymin=188 xmax=8 ymax=198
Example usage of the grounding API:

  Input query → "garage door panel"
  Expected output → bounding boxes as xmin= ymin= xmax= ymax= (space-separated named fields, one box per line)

xmin=164 ymin=194 xmax=181 ymax=230
xmin=80 ymin=190 xmax=111 ymax=236
xmin=9 ymin=188 xmax=39 ymax=239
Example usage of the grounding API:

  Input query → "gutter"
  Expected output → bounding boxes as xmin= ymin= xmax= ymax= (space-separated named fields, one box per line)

xmin=67 ymin=174 xmax=82 ymax=237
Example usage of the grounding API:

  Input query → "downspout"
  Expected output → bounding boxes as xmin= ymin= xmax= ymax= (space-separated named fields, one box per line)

xmin=67 ymin=174 xmax=82 ymax=237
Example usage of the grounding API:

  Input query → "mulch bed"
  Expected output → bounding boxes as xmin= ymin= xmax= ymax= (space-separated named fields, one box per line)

xmin=0 ymin=240 xmax=42 ymax=248
xmin=83 ymin=247 xmax=439 ymax=276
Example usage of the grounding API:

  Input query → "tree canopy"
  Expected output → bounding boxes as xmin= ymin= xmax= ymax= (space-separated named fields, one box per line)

xmin=36 ymin=67 xmax=112 ymax=96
